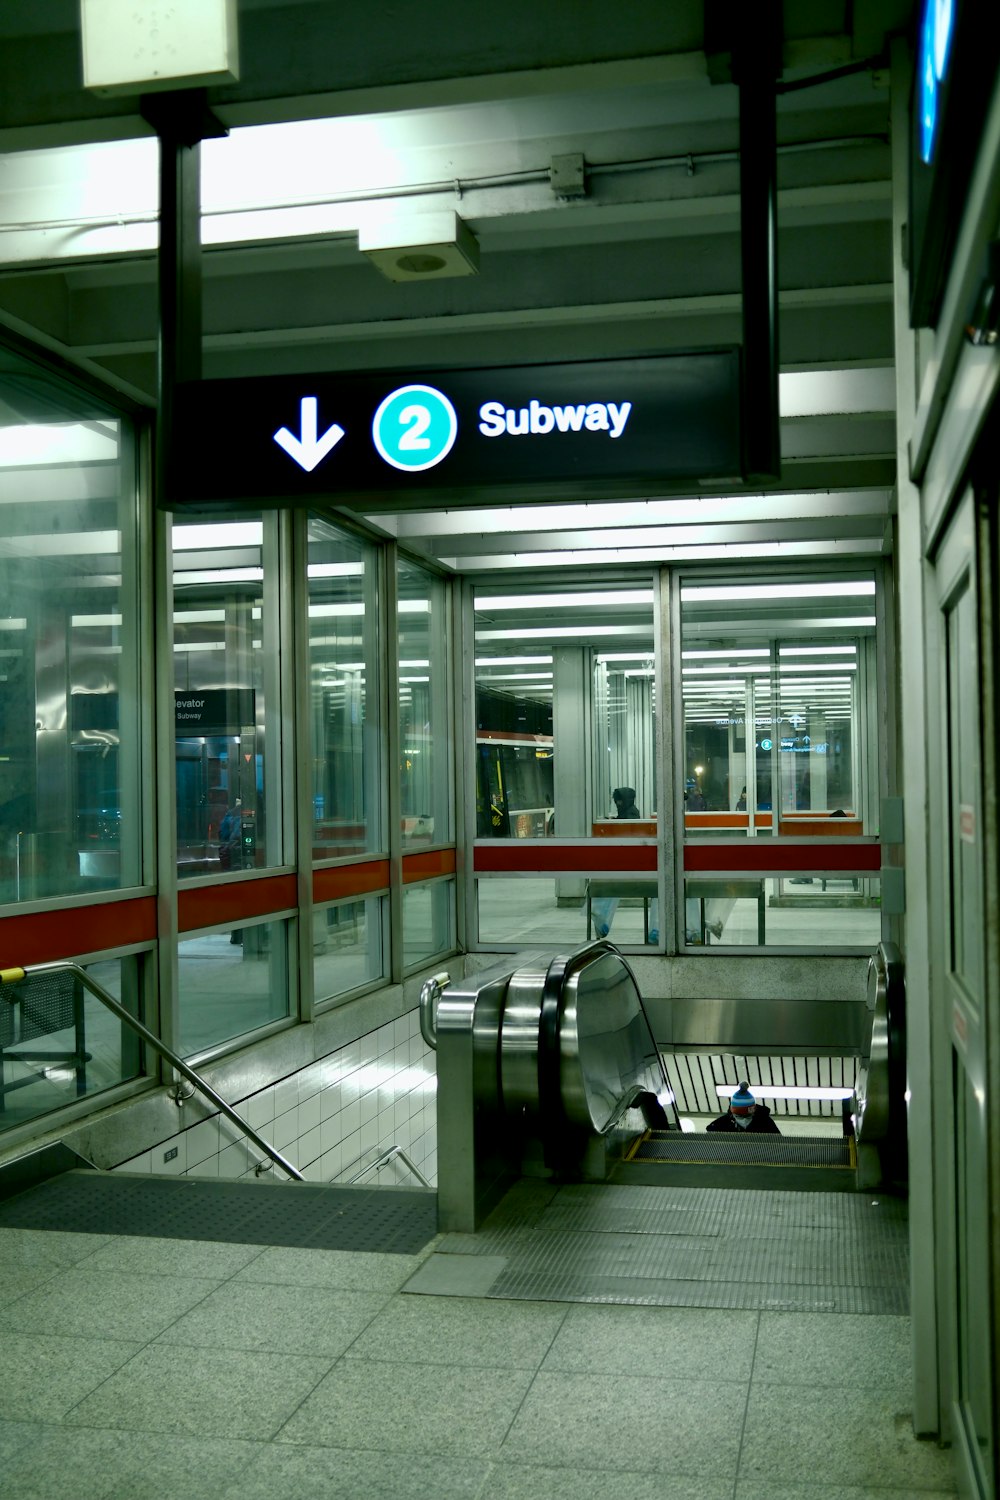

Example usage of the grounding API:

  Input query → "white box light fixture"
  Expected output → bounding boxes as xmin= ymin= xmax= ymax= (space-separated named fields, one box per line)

xmin=80 ymin=0 xmax=239 ymax=96
xmin=360 ymin=210 xmax=480 ymax=282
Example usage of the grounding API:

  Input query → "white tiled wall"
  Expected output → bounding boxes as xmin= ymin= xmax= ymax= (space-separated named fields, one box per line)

xmin=114 ymin=1008 xmax=437 ymax=1187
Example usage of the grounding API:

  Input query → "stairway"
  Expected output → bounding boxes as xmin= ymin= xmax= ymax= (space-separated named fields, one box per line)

xmin=610 ymin=1129 xmax=858 ymax=1192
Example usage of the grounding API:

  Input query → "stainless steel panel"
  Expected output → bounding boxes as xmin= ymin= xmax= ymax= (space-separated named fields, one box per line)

xmin=658 ymin=995 xmax=869 ymax=1054
xmin=560 ymin=949 xmax=660 ymax=1133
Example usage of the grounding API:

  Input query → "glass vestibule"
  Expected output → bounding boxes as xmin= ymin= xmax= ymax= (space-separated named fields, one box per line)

xmin=679 ymin=574 xmax=882 ymax=949
xmin=472 ymin=579 xmax=658 ymax=947
xmin=0 ymin=346 xmax=141 ymax=905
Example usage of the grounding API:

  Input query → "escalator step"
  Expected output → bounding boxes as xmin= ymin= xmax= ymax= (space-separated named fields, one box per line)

xmin=627 ymin=1131 xmax=855 ymax=1168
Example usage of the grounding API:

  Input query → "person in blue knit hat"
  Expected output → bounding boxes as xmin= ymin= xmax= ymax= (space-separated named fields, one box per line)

xmin=707 ymin=1081 xmax=781 ymax=1133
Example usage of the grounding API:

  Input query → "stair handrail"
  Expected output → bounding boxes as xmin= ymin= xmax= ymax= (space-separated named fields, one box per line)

xmin=0 ymin=961 xmax=304 ymax=1182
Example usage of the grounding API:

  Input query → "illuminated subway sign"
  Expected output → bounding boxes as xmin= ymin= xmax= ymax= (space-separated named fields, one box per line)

xmin=165 ymin=350 xmax=740 ymax=511
xmin=478 ymin=398 xmax=633 ymax=439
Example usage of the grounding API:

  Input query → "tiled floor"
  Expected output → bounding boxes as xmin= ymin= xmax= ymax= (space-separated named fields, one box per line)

xmin=0 ymin=1211 xmax=957 ymax=1499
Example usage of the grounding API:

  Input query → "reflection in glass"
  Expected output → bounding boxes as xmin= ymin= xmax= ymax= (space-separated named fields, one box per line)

xmin=682 ymin=876 xmax=880 ymax=947
xmin=403 ymin=879 xmax=454 ymax=968
xmin=477 ymin=876 xmax=657 ymax=947
xmin=680 ymin=576 xmax=875 ymax=830
xmin=172 ymin=518 xmax=277 ymax=879
xmin=313 ymin=897 xmax=384 ymax=1002
xmin=0 ymin=955 xmax=143 ymax=1131
xmin=308 ymin=517 xmax=381 ymax=858
xmin=473 ymin=584 xmax=654 ymax=838
xmin=178 ymin=919 xmax=290 ymax=1057
xmin=398 ymin=558 xmax=450 ymax=846
xmin=0 ymin=348 xmax=140 ymax=904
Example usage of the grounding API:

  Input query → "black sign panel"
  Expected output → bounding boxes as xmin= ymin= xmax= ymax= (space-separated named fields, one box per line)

xmin=165 ymin=351 xmax=741 ymax=511
xmin=175 ymin=689 xmax=255 ymax=738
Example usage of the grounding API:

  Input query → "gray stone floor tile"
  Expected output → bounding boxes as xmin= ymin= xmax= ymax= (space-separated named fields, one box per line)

xmin=2 ymin=1266 xmax=221 ymax=1341
xmin=155 ymin=1281 xmax=389 ymax=1356
xmin=501 ymin=1370 xmax=748 ymax=1476
xmin=739 ymin=1386 xmax=958 ymax=1491
xmin=0 ymin=1418 xmax=51 ymax=1463
xmin=402 ymin=1251 xmax=508 ymax=1296
xmin=276 ymin=1359 xmax=535 ymax=1457
xmin=0 ymin=1332 xmax=141 ymax=1421
xmin=0 ymin=1265 xmax=62 ymax=1305
xmin=233 ymin=1245 xmax=429 ymax=1291
xmin=0 ymin=1424 xmax=260 ymax=1500
xmin=541 ymin=1302 xmax=758 ymax=1379
xmin=0 ymin=1227 xmax=111 ymax=1269
xmin=754 ymin=1311 xmax=913 ymax=1394
xmin=64 ymin=1343 xmax=333 ymax=1440
xmin=482 ymin=1463 xmax=736 ymax=1500
xmin=218 ymin=1442 xmax=488 ymax=1500
xmin=734 ymin=1486 xmax=958 ymax=1500
xmin=80 ymin=1234 xmax=267 ymax=1280
xmin=344 ymin=1293 xmax=567 ymax=1368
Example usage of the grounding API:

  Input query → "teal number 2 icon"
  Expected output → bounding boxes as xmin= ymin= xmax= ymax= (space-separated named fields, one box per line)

xmin=372 ymin=384 xmax=458 ymax=472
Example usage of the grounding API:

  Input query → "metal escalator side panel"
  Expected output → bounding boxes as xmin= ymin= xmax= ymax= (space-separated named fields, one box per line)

xmin=498 ymin=961 xmax=550 ymax=1115
xmin=560 ymin=949 xmax=658 ymax=1134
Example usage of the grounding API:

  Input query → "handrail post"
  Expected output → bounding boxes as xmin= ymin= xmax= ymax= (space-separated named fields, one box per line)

xmin=419 ymin=969 xmax=452 ymax=1051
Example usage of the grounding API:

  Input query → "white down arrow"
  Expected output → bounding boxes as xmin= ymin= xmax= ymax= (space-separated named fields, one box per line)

xmin=273 ymin=397 xmax=345 ymax=472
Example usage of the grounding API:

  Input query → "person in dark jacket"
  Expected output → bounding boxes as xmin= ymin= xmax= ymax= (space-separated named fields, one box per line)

xmin=707 ymin=1081 xmax=781 ymax=1133
xmin=612 ymin=786 xmax=640 ymax=818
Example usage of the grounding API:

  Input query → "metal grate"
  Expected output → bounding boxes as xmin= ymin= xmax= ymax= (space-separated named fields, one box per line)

xmin=413 ymin=1181 xmax=909 ymax=1315
xmin=0 ymin=971 xmax=81 ymax=1047
xmin=0 ymin=1170 xmax=437 ymax=1254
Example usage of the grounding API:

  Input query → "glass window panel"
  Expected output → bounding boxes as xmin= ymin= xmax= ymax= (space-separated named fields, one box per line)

xmin=680 ymin=574 xmax=876 ymax=831
xmin=172 ymin=516 xmax=280 ymax=878
xmin=682 ymin=876 xmax=881 ymax=947
xmin=308 ymin=516 xmax=381 ymax=858
xmin=473 ymin=581 xmax=655 ymax=838
xmin=403 ymin=879 xmax=454 ymax=968
xmin=0 ymin=954 xmax=144 ymax=1131
xmin=398 ymin=558 xmax=450 ymax=846
xmin=0 ymin=346 xmax=140 ymax=904
xmin=178 ymin=918 xmax=291 ymax=1058
xmin=313 ymin=896 xmax=385 ymax=1002
xmin=478 ymin=875 xmax=658 ymax=947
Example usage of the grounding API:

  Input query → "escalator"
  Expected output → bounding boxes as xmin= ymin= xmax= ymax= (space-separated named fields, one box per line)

xmin=430 ymin=939 xmax=906 ymax=1232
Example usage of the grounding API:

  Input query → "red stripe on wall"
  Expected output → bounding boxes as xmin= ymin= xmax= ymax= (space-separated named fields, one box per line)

xmin=683 ymin=841 xmax=881 ymax=873
xmin=402 ymin=848 xmax=457 ymax=883
xmin=474 ymin=842 xmax=658 ymax=874
xmin=0 ymin=895 xmax=157 ymax=967
xmin=178 ymin=874 xmax=298 ymax=933
xmin=313 ymin=860 xmax=392 ymax=905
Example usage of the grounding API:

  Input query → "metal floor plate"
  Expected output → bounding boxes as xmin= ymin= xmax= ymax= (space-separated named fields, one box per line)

xmin=0 ymin=1169 xmax=437 ymax=1254
xmin=410 ymin=1179 xmax=908 ymax=1313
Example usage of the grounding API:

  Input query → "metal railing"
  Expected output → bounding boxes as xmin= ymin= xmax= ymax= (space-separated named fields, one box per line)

xmin=347 ymin=1144 xmax=432 ymax=1189
xmin=0 ymin=961 xmax=304 ymax=1182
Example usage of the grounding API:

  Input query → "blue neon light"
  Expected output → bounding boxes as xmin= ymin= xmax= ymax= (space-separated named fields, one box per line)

xmin=918 ymin=0 xmax=956 ymax=165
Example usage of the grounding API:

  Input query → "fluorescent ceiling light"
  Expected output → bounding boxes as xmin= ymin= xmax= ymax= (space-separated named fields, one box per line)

xmin=174 ymin=610 xmax=226 ymax=624
xmin=399 ymin=658 xmax=430 ymax=667
xmin=1 ymin=530 xmax=120 ymax=557
xmin=400 ymin=675 xmax=429 ymax=683
xmin=0 ymin=619 xmax=26 ymax=630
xmin=173 ymin=641 xmax=224 ymax=652
xmin=307 ymin=561 xmax=366 ymax=578
xmin=175 ymin=567 xmax=263 ymax=583
xmin=72 ymin=612 xmax=122 ymax=626
xmin=780 ymin=644 xmax=857 ymax=655
xmin=779 ymin=662 xmax=856 ymax=672
xmin=309 ymin=602 xmax=365 ymax=617
xmin=0 ymin=423 xmax=119 ymax=468
xmin=476 ymin=625 xmax=649 ymax=641
xmin=475 ymin=655 xmax=552 ymax=666
xmin=682 ymin=581 xmax=875 ymax=602
xmin=398 ymin=599 xmax=430 ymax=613
xmin=683 ymin=648 xmax=771 ymax=659
xmin=480 ymin=672 xmax=553 ymax=682
xmin=476 ymin=590 xmax=653 ymax=610
xmin=597 ymin=652 xmax=654 ymax=662
xmin=172 ymin=522 xmax=263 ymax=550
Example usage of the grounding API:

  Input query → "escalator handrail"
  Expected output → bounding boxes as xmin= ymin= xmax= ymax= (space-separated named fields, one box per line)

xmin=536 ymin=939 xmax=680 ymax=1167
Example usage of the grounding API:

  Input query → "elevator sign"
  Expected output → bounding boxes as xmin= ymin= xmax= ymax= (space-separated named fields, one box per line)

xmin=165 ymin=350 xmax=741 ymax=511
